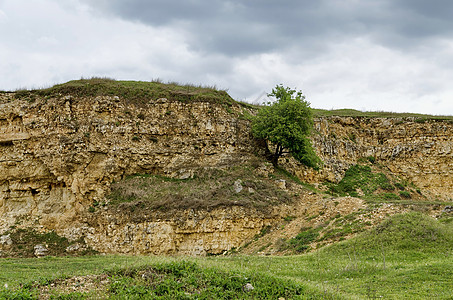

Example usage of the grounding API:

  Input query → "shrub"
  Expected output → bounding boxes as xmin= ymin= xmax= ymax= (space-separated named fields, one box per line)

xmin=381 ymin=193 xmax=400 ymax=200
xmin=288 ymin=228 xmax=320 ymax=253
xmin=399 ymin=191 xmax=411 ymax=199
xmin=106 ymin=260 xmax=307 ymax=299
xmin=252 ymin=85 xmax=321 ymax=169
xmin=394 ymin=182 xmax=405 ymax=190
xmin=380 ymin=182 xmax=395 ymax=191
xmin=366 ymin=156 xmax=376 ymax=164
xmin=330 ymin=165 xmax=391 ymax=197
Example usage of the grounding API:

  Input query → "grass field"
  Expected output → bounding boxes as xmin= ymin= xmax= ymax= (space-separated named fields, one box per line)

xmin=1 ymin=212 xmax=451 ymax=299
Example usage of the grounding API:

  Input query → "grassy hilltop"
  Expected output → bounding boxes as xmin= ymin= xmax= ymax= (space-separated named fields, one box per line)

xmin=8 ymin=78 xmax=235 ymax=105
xmin=4 ymin=77 xmax=452 ymax=120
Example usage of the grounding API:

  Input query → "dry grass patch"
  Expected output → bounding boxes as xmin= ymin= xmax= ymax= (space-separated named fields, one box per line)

xmin=106 ymin=163 xmax=293 ymax=214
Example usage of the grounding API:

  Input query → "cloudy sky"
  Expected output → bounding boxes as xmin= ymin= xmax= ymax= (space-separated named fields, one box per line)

xmin=1 ymin=0 xmax=453 ymax=115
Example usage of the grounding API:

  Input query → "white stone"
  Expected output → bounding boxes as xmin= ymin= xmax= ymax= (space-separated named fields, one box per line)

xmin=34 ymin=244 xmax=48 ymax=257
xmin=0 ymin=234 xmax=12 ymax=246
xmin=66 ymin=243 xmax=87 ymax=253
xmin=276 ymin=179 xmax=286 ymax=189
xmin=233 ymin=179 xmax=243 ymax=193
xmin=242 ymin=283 xmax=254 ymax=292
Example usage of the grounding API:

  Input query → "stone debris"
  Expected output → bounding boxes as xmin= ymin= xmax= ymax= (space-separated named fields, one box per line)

xmin=34 ymin=244 xmax=49 ymax=257
xmin=442 ymin=206 xmax=453 ymax=213
xmin=0 ymin=234 xmax=13 ymax=246
xmin=242 ymin=283 xmax=254 ymax=292
xmin=276 ymin=179 xmax=286 ymax=190
xmin=255 ymin=162 xmax=274 ymax=178
xmin=65 ymin=243 xmax=87 ymax=253
xmin=233 ymin=179 xmax=243 ymax=193
xmin=38 ymin=274 xmax=110 ymax=297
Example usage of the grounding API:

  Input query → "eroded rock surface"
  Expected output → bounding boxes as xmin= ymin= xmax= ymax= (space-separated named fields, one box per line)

xmin=1 ymin=91 xmax=452 ymax=255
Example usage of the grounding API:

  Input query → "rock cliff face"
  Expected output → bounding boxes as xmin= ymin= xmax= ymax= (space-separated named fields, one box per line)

xmin=82 ymin=206 xmax=279 ymax=255
xmin=0 ymin=86 xmax=452 ymax=255
xmin=310 ymin=117 xmax=453 ymax=198
xmin=0 ymin=93 xmax=253 ymax=231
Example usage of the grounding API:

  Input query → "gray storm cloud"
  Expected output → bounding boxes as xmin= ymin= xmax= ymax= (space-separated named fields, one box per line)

xmin=0 ymin=0 xmax=452 ymax=114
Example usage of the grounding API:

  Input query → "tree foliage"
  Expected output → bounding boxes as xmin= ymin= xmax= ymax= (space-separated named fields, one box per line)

xmin=252 ymin=85 xmax=321 ymax=169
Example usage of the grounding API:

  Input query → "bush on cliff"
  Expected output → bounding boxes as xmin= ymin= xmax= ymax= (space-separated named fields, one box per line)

xmin=252 ymin=85 xmax=321 ymax=169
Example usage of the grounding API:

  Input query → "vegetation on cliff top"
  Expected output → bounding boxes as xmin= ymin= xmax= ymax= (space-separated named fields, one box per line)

xmin=312 ymin=108 xmax=453 ymax=121
xmin=6 ymin=77 xmax=452 ymax=120
xmin=12 ymin=77 xmax=236 ymax=105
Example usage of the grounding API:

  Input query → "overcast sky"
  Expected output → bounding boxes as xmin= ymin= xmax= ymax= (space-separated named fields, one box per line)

xmin=1 ymin=0 xmax=453 ymax=115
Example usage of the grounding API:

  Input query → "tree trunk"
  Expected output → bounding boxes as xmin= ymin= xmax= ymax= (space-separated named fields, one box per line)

xmin=271 ymin=154 xmax=279 ymax=167
xmin=271 ymin=143 xmax=283 ymax=166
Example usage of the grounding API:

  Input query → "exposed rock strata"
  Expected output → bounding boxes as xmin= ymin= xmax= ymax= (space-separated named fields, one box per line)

xmin=0 ymin=95 xmax=254 ymax=233
xmin=81 ymin=206 xmax=278 ymax=255
xmin=312 ymin=117 xmax=453 ymax=198
xmin=1 ymin=92 xmax=452 ymax=254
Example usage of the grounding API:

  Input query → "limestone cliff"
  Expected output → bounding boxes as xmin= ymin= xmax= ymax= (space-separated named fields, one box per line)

xmin=0 ymin=92 xmax=253 ymax=230
xmin=311 ymin=117 xmax=453 ymax=198
xmin=0 ymin=80 xmax=452 ymax=255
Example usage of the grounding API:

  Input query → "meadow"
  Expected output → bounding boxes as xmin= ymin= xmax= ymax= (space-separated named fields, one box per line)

xmin=1 ymin=212 xmax=451 ymax=299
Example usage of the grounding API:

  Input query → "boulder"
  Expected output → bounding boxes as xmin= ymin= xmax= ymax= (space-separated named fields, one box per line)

xmin=34 ymin=244 xmax=49 ymax=257
xmin=276 ymin=179 xmax=286 ymax=190
xmin=0 ymin=234 xmax=13 ymax=247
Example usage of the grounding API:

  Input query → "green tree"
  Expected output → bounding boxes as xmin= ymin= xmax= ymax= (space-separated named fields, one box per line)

xmin=252 ymin=85 xmax=321 ymax=169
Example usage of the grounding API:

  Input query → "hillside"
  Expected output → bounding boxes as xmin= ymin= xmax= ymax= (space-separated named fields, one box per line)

xmin=0 ymin=78 xmax=452 ymax=257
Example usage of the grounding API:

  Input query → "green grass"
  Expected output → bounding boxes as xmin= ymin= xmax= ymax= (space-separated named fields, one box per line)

xmin=203 ymin=212 xmax=453 ymax=299
xmin=1 ymin=228 xmax=95 ymax=258
xmin=325 ymin=164 xmax=431 ymax=204
xmin=312 ymin=108 xmax=453 ymax=121
xmin=287 ymin=227 xmax=321 ymax=253
xmin=1 ymin=212 xmax=451 ymax=299
xmin=327 ymin=164 xmax=391 ymax=197
xmin=11 ymin=78 xmax=235 ymax=106
xmin=284 ymin=211 xmax=371 ymax=252
xmin=0 ymin=257 xmax=326 ymax=299
xmin=106 ymin=260 xmax=311 ymax=299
